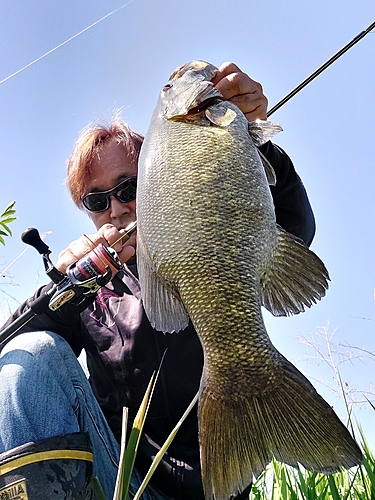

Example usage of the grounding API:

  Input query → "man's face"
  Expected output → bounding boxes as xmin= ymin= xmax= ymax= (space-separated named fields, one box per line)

xmin=84 ymin=140 xmax=137 ymax=249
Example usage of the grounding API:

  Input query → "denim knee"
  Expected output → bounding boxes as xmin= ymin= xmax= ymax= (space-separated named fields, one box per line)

xmin=0 ymin=330 xmax=72 ymax=359
xmin=0 ymin=331 xmax=82 ymax=451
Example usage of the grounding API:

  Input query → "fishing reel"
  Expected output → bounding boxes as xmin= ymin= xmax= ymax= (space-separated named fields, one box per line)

xmin=21 ymin=227 xmax=129 ymax=311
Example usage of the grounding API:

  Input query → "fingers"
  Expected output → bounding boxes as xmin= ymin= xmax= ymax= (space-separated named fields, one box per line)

xmin=212 ymin=62 xmax=268 ymax=121
xmin=211 ymin=62 xmax=244 ymax=91
xmin=56 ymin=233 xmax=105 ymax=274
xmin=99 ymin=225 xmax=136 ymax=263
xmin=56 ymin=224 xmax=134 ymax=274
xmin=99 ymin=224 xmax=124 ymax=254
xmin=117 ymin=245 xmax=135 ymax=263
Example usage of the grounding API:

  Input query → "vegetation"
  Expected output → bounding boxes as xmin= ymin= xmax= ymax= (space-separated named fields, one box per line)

xmin=250 ymin=438 xmax=374 ymax=499
xmin=248 ymin=324 xmax=375 ymax=499
xmin=247 ymin=322 xmax=375 ymax=499
xmin=111 ymin=411 xmax=374 ymax=500
xmin=0 ymin=201 xmax=16 ymax=246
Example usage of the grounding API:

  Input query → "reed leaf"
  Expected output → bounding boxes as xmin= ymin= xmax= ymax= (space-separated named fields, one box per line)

xmin=112 ymin=407 xmax=129 ymax=500
xmin=91 ymin=476 xmax=107 ymax=500
xmin=327 ymin=475 xmax=340 ymax=500
xmin=132 ymin=392 xmax=199 ymax=500
xmin=113 ymin=372 xmax=156 ymax=500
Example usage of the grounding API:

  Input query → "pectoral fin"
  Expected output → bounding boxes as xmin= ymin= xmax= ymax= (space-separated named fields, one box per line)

xmin=260 ymin=226 xmax=330 ymax=316
xmin=137 ymin=241 xmax=190 ymax=333
xmin=248 ymin=119 xmax=283 ymax=146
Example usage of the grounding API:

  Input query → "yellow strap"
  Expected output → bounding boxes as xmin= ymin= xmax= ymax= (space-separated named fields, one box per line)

xmin=0 ymin=449 xmax=93 ymax=476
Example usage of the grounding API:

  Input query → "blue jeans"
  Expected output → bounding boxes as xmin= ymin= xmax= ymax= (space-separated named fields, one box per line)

xmin=0 ymin=331 xmax=172 ymax=500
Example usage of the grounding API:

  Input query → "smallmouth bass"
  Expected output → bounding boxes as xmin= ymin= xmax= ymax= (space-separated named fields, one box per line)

xmin=136 ymin=60 xmax=362 ymax=500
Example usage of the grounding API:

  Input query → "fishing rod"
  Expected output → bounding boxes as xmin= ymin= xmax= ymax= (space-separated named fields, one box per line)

xmin=267 ymin=19 xmax=375 ymax=117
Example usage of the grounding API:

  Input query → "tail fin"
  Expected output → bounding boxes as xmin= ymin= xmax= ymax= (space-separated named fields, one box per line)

xmin=198 ymin=355 xmax=362 ymax=500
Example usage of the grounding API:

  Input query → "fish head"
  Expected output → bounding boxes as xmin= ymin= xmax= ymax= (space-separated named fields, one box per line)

xmin=158 ymin=60 xmax=223 ymax=120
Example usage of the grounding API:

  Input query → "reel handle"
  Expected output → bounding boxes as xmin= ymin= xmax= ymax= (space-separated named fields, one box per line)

xmin=21 ymin=227 xmax=50 ymax=255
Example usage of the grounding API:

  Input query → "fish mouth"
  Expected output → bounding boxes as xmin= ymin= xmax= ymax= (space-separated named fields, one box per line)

xmin=186 ymin=96 xmax=222 ymax=115
xmin=164 ymin=92 xmax=222 ymax=121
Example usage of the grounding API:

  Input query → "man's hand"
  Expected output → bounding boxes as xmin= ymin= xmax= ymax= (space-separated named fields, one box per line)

xmin=56 ymin=224 xmax=135 ymax=274
xmin=211 ymin=62 xmax=268 ymax=121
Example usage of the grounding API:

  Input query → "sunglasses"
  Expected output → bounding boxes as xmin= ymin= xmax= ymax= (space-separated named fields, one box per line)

xmin=82 ymin=177 xmax=137 ymax=213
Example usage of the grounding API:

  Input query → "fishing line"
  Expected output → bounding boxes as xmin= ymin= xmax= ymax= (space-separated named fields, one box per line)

xmin=0 ymin=0 xmax=137 ymax=86
xmin=267 ymin=20 xmax=375 ymax=117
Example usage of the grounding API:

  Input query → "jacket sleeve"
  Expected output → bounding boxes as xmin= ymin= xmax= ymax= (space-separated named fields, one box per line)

xmin=258 ymin=141 xmax=316 ymax=246
xmin=0 ymin=281 xmax=87 ymax=356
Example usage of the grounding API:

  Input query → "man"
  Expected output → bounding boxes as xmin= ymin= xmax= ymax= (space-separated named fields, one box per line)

xmin=0 ymin=63 xmax=315 ymax=499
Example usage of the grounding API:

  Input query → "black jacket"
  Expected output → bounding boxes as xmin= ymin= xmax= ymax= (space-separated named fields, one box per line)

xmin=1 ymin=142 xmax=315 ymax=499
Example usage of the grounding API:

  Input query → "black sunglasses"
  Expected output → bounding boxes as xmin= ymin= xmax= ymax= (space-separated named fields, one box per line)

xmin=82 ymin=177 xmax=137 ymax=213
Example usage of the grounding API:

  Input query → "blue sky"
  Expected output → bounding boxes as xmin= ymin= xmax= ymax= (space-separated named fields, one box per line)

xmin=0 ymin=1 xmax=374 ymax=450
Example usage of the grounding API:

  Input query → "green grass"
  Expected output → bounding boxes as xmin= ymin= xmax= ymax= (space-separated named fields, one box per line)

xmin=249 ymin=433 xmax=375 ymax=500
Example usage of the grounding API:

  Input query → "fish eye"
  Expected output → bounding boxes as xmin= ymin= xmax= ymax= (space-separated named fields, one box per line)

xmin=162 ymin=83 xmax=172 ymax=91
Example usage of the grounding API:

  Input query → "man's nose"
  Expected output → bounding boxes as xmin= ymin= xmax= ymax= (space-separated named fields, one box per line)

xmin=109 ymin=196 xmax=130 ymax=218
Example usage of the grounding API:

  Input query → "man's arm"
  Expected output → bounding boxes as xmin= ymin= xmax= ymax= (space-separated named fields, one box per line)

xmin=260 ymin=141 xmax=316 ymax=246
xmin=0 ymin=281 xmax=86 ymax=355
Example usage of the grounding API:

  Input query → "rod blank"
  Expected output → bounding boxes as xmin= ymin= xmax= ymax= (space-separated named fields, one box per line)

xmin=267 ymin=20 xmax=375 ymax=117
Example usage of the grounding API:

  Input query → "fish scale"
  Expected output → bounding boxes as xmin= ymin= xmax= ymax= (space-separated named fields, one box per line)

xmin=137 ymin=60 xmax=362 ymax=500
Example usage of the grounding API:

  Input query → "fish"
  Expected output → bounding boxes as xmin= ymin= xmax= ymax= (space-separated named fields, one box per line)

xmin=136 ymin=60 xmax=362 ymax=500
